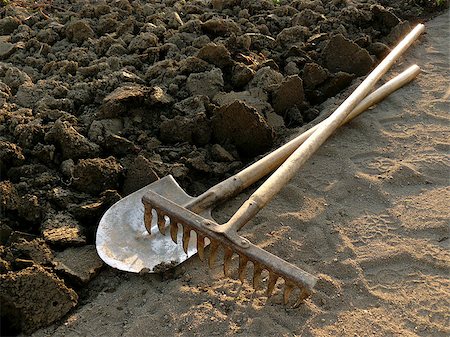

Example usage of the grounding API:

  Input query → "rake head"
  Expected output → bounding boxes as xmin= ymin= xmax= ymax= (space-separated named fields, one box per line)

xmin=142 ymin=185 xmax=317 ymax=305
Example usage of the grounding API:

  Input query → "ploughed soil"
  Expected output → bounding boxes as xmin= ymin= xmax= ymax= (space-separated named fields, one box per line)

xmin=0 ymin=1 xmax=448 ymax=336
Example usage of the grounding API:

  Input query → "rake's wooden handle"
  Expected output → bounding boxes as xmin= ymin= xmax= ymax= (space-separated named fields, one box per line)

xmin=188 ymin=64 xmax=421 ymax=215
xmin=235 ymin=64 xmax=421 ymax=190
xmin=220 ymin=24 xmax=425 ymax=234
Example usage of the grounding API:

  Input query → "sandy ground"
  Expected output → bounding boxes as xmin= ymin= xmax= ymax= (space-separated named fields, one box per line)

xmin=31 ymin=12 xmax=449 ymax=337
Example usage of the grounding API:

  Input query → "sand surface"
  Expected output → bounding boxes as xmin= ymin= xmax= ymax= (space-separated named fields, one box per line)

xmin=31 ymin=12 xmax=449 ymax=337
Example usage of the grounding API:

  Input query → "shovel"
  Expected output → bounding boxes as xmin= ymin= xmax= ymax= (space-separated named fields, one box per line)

xmin=97 ymin=24 xmax=424 ymax=303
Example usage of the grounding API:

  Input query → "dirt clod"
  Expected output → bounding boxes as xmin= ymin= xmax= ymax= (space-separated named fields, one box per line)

xmin=0 ymin=140 xmax=24 ymax=173
xmin=41 ymin=212 xmax=86 ymax=248
xmin=322 ymin=34 xmax=374 ymax=76
xmin=45 ymin=119 xmax=100 ymax=160
xmin=53 ymin=245 xmax=104 ymax=285
xmin=212 ymin=100 xmax=275 ymax=157
xmin=197 ymin=42 xmax=233 ymax=68
xmin=272 ymin=75 xmax=305 ymax=115
xmin=8 ymin=238 xmax=54 ymax=267
xmin=122 ymin=155 xmax=159 ymax=195
xmin=0 ymin=265 xmax=78 ymax=334
xmin=186 ymin=68 xmax=224 ymax=98
xmin=98 ymin=85 xmax=171 ymax=118
xmin=72 ymin=157 xmax=123 ymax=195
xmin=160 ymin=113 xmax=211 ymax=146
xmin=65 ymin=20 xmax=96 ymax=44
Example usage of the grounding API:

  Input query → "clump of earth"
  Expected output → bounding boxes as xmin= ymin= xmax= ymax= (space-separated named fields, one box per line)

xmin=0 ymin=0 xmax=447 ymax=335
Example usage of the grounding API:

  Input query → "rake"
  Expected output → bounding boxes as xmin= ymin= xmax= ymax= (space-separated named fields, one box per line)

xmin=97 ymin=24 xmax=424 ymax=305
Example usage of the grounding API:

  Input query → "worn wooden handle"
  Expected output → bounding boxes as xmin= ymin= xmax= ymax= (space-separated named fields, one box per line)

xmin=236 ymin=64 xmax=421 ymax=190
xmin=223 ymin=24 xmax=425 ymax=234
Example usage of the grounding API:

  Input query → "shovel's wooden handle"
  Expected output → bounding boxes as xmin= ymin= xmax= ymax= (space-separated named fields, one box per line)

xmin=219 ymin=24 xmax=425 ymax=235
xmin=235 ymin=64 xmax=421 ymax=190
xmin=189 ymin=64 xmax=420 ymax=215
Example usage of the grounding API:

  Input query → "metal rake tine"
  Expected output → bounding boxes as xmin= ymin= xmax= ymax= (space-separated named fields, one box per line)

xmin=238 ymin=255 xmax=248 ymax=283
xmin=293 ymin=288 xmax=310 ymax=308
xmin=283 ymin=281 xmax=295 ymax=305
xmin=267 ymin=272 xmax=278 ymax=297
xmin=196 ymin=234 xmax=205 ymax=261
xmin=144 ymin=205 xmax=153 ymax=235
xmin=170 ymin=222 xmax=178 ymax=244
xmin=252 ymin=263 xmax=263 ymax=290
xmin=208 ymin=240 xmax=219 ymax=268
xmin=142 ymin=191 xmax=318 ymax=298
xmin=223 ymin=247 xmax=234 ymax=276
xmin=182 ymin=225 xmax=191 ymax=254
xmin=157 ymin=210 xmax=166 ymax=235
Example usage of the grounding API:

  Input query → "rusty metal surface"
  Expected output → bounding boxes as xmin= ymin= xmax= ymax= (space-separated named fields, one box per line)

xmin=142 ymin=189 xmax=317 ymax=302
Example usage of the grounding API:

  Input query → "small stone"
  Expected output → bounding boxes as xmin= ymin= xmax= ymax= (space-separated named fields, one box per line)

xmin=88 ymin=119 xmax=124 ymax=142
xmin=322 ymin=34 xmax=373 ymax=76
xmin=186 ymin=68 xmax=224 ymax=98
xmin=212 ymin=100 xmax=274 ymax=157
xmin=122 ymin=155 xmax=159 ymax=195
xmin=384 ymin=21 xmax=411 ymax=45
xmin=292 ymin=9 xmax=326 ymax=27
xmin=36 ymin=28 xmax=61 ymax=45
xmin=284 ymin=61 xmax=300 ymax=75
xmin=168 ymin=11 xmax=184 ymax=28
xmin=31 ymin=143 xmax=56 ymax=163
xmin=0 ymin=180 xmax=20 ymax=211
xmin=106 ymin=43 xmax=128 ymax=56
xmin=187 ymin=152 xmax=210 ymax=173
xmin=284 ymin=106 xmax=304 ymax=126
xmin=60 ymin=159 xmax=75 ymax=178
xmin=178 ymin=56 xmax=212 ymax=74
xmin=266 ymin=111 xmax=285 ymax=129
xmin=17 ymin=194 xmax=45 ymax=224
xmin=67 ymin=191 xmax=120 ymax=222
xmin=272 ymin=75 xmax=305 ymax=115
xmin=72 ymin=157 xmax=123 ymax=195
xmin=0 ymin=265 xmax=78 ymax=334
xmin=53 ymin=245 xmax=104 ymax=285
